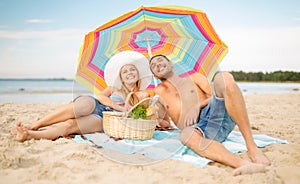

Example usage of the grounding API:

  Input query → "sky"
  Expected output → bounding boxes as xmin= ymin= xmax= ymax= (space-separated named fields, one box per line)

xmin=0 ymin=0 xmax=299 ymax=79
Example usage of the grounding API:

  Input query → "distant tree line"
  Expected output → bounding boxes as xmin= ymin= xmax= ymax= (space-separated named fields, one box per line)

xmin=229 ymin=70 xmax=300 ymax=82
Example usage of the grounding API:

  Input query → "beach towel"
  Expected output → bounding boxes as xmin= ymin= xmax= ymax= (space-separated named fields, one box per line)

xmin=73 ymin=130 xmax=288 ymax=168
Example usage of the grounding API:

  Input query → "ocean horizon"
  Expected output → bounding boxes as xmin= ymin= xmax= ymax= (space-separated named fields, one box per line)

xmin=0 ymin=79 xmax=299 ymax=103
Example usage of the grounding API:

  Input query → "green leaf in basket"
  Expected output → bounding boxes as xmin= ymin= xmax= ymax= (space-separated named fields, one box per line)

xmin=130 ymin=105 xmax=147 ymax=119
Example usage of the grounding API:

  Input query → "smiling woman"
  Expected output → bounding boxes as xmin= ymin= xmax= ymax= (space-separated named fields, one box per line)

xmin=104 ymin=51 xmax=153 ymax=92
xmin=11 ymin=51 xmax=154 ymax=142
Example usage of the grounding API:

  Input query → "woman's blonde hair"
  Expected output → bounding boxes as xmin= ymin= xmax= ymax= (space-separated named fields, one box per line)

xmin=117 ymin=64 xmax=141 ymax=106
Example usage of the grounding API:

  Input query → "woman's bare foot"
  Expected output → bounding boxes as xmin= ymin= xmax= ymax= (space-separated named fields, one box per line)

xmin=10 ymin=128 xmax=17 ymax=135
xmin=248 ymin=147 xmax=271 ymax=166
xmin=11 ymin=121 xmax=33 ymax=135
xmin=232 ymin=163 xmax=266 ymax=176
xmin=10 ymin=121 xmax=22 ymax=135
xmin=15 ymin=123 xmax=30 ymax=142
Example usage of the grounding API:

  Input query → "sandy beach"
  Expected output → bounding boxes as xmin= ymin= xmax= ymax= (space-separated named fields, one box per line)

xmin=1 ymin=93 xmax=299 ymax=184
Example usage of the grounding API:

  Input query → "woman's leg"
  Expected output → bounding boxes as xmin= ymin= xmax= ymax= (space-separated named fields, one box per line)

xmin=15 ymin=114 xmax=103 ymax=142
xmin=27 ymin=96 xmax=96 ymax=130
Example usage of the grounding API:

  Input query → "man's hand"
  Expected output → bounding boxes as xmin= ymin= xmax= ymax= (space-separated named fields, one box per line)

xmin=157 ymin=118 xmax=171 ymax=128
xmin=184 ymin=105 xmax=200 ymax=127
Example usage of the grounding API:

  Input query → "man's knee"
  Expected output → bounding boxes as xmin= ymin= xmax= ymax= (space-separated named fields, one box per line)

xmin=223 ymin=72 xmax=239 ymax=94
xmin=214 ymin=72 xmax=237 ymax=95
xmin=180 ymin=127 xmax=202 ymax=147
xmin=180 ymin=127 xmax=192 ymax=145
xmin=214 ymin=72 xmax=235 ymax=84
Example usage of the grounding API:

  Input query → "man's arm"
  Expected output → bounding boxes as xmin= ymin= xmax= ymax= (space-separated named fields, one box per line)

xmin=190 ymin=73 xmax=212 ymax=108
xmin=181 ymin=73 xmax=212 ymax=128
xmin=153 ymin=87 xmax=171 ymax=128
xmin=155 ymin=99 xmax=171 ymax=128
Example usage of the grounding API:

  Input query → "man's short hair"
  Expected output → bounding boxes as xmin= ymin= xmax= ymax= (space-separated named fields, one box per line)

xmin=149 ymin=54 xmax=170 ymax=64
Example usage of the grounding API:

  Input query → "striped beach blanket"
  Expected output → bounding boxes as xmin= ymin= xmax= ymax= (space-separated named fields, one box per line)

xmin=74 ymin=130 xmax=288 ymax=167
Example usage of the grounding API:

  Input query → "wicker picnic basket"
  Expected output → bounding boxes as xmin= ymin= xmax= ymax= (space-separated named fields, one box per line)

xmin=103 ymin=92 xmax=157 ymax=140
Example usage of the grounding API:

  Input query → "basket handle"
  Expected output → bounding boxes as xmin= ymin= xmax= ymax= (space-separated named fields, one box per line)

xmin=124 ymin=92 xmax=152 ymax=117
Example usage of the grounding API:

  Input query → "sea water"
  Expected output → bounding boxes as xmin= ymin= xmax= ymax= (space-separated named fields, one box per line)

xmin=237 ymin=82 xmax=300 ymax=94
xmin=0 ymin=79 xmax=299 ymax=103
xmin=0 ymin=79 xmax=91 ymax=103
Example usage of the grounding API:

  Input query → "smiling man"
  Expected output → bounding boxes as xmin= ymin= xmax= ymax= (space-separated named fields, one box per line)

xmin=149 ymin=54 xmax=271 ymax=176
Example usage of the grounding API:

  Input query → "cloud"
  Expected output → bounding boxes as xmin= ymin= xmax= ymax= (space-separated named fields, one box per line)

xmin=292 ymin=17 xmax=300 ymax=21
xmin=0 ymin=26 xmax=299 ymax=79
xmin=0 ymin=28 xmax=88 ymax=40
xmin=219 ymin=27 xmax=300 ymax=72
xmin=25 ymin=19 xmax=53 ymax=24
xmin=0 ymin=28 xmax=89 ymax=78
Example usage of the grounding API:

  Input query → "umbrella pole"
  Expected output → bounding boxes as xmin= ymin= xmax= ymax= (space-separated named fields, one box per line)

xmin=147 ymin=39 xmax=152 ymax=58
xmin=147 ymin=39 xmax=158 ymax=87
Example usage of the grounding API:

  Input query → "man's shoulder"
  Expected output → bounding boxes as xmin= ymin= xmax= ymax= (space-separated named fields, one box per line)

xmin=153 ymin=82 xmax=171 ymax=94
xmin=187 ymin=73 xmax=206 ymax=81
xmin=190 ymin=72 xmax=206 ymax=78
xmin=154 ymin=85 xmax=164 ymax=93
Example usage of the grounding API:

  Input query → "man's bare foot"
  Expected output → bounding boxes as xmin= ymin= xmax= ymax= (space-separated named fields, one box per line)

xmin=15 ymin=124 xmax=30 ymax=142
xmin=248 ymin=147 xmax=271 ymax=166
xmin=232 ymin=163 xmax=266 ymax=176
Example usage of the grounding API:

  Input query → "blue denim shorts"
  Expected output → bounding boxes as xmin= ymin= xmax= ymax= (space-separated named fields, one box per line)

xmin=196 ymin=92 xmax=236 ymax=143
xmin=74 ymin=96 xmax=113 ymax=119
xmin=91 ymin=96 xmax=113 ymax=119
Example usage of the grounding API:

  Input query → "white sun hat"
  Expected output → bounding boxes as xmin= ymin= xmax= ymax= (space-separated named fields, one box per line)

xmin=104 ymin=51 xmax=152 ymax=90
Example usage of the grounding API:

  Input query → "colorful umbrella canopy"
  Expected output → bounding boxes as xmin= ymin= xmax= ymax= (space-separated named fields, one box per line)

xmin=76 ymin=5 xmax=228 ymax=94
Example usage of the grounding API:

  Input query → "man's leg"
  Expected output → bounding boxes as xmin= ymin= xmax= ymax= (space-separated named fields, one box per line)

xmin=213 ymin=72 xmax=270 ymax=165
xmin=180 ymin=127 xmax=266 ymax=175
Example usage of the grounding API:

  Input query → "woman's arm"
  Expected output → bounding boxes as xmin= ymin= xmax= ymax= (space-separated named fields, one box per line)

xmin=96 ymin=87 xmax=125 ymax=112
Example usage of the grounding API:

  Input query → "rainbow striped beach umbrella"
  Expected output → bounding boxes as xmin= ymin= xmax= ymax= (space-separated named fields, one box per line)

xmin=76 ymin=5 xmax=228 ymax=94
